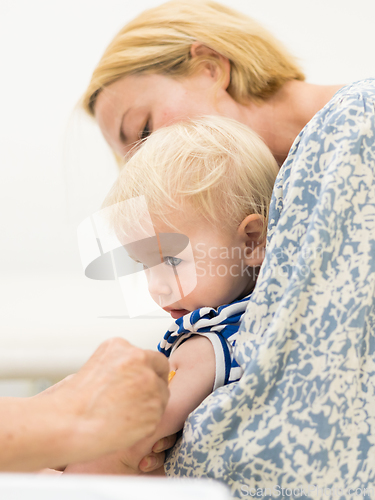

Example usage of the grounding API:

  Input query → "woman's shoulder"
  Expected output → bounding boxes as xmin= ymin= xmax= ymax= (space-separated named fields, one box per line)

xmin=271 ymin=78 xmax=375 ymax=236
xmin=284 ymin=79 xmax=375 ymax=166
xmin=317 ymin=78 xmax=375 ymax=125
xmin=332 ymin=78 xmax=375 ymax=101
xmin=298 ymin=78 xmax=375 ymax=143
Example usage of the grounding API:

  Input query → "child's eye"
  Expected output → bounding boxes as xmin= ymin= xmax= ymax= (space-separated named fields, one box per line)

xmin=164 ymin=256 xmax=182 ymax=267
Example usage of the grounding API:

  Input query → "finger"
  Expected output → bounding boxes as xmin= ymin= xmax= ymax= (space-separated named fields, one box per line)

xmin=144 ymin=350 xmax=170 ymax=382
xmin=138 ymin=451 xmax=165 ymax=473
xmin=152 ymin=434 xmax=177 ymax=453
xmin=84 ymin=338 xmax=132 ymax=367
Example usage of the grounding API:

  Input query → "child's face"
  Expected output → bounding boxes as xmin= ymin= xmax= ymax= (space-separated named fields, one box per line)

xmin=124 ymin=214 xmax=262 ymax=319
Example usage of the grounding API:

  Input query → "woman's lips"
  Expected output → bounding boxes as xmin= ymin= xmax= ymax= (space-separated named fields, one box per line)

xmin=167 ymin=309 xmax=190 ymax=319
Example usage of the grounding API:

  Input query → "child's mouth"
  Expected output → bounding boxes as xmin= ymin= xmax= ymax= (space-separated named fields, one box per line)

xmin=166 ymin=308 xmax=190 ymax=319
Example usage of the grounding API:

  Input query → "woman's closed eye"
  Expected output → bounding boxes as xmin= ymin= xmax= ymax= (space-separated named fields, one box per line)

xmin=139 ymin=120 xmax=151 ymax=140
xmin=164 ymin=256 xmax=182 ymax=267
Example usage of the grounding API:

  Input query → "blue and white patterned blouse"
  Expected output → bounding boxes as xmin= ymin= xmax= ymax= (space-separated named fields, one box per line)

xmin=158 ymin=295 xmax=250 ymax=390
xmin=165 ymin=80 xmax=375 ymax=498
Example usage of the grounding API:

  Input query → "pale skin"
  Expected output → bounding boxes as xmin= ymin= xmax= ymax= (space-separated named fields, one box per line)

xmin=65 ymin=213 xmax=266 ymax=475
xmin=95 ymin=43 xmax=343 ymax=166
xmin=0 ymin=338 xmax=170 ymax=472
xmin=3 ymin=40 xmax=341 ymax=472
xmin=72 ymin=43 xmax=343 ymax=474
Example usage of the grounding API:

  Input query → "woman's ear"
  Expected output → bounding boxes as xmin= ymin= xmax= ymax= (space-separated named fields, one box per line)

xmin=238 ymin=214 xmax=267 ymax=267
xmin=190 ymin=42 xmax=230 ymax=89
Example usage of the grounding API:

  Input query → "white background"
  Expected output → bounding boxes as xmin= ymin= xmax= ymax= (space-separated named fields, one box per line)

xmin=0 ymin=0 xmax=375 ymax=387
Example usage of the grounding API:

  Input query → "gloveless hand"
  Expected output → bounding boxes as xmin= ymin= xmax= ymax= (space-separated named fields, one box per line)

xmin=47 ymin=338 xmax=170 ymax=464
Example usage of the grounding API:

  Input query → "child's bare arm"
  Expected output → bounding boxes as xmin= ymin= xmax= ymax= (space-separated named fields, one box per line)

xmin=64 ymin=335 xmax=216 ymax=475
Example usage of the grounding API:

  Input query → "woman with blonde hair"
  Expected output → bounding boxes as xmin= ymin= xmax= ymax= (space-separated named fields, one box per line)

xmin=80 ymin=0 xmax=375 ymax=496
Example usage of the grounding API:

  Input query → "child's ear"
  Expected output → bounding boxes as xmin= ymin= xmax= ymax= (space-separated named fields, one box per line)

xmin=190 ymin=42 xmax=231 ymax=89
xmin=237 ymin=214 xmax=266 ymax=267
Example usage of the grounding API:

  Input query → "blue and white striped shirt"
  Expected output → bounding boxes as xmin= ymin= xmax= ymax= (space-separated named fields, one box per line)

xmin=158 ymin=294 xmax=250 ymax=390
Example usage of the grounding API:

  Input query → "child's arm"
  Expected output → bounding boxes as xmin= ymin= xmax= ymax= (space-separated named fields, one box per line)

xmin=64 ymin=334 xmax=216 ymax=475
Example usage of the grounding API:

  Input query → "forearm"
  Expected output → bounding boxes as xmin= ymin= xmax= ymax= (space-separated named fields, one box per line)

xmin=0 ymin=395 xmax=84 ymax=471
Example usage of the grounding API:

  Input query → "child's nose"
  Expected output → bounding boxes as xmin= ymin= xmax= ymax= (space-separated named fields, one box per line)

xmin=147 ymin=267 xmax=172 ymax=297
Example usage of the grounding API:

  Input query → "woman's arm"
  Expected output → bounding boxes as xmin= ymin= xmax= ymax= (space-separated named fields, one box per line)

xmin=0 ymin=338 xmax=169 ymax=472
xmin=64 ymin=335 xmax=216 ymax=475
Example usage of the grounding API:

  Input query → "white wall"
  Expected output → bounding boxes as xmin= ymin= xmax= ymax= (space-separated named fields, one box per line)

xmin=0 ymin=0 xmax=375 ymax=388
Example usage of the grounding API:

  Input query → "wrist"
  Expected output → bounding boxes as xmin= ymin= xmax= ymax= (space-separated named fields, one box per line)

xmin=41 ymin=385 xmax=107 ymax=466
xmin=0 ymin=395 xmax=90 ymax=472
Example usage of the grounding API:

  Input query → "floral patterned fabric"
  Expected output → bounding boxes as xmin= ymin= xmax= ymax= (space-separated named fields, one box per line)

xmin=165 ymin=80 xmax=375 ymax=498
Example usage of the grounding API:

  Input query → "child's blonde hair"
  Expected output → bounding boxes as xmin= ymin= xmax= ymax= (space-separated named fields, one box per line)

xmin=82 ymin=0 xmax=304 ymax=116
xmin=103 ymin=116 xmax=279 ymax=237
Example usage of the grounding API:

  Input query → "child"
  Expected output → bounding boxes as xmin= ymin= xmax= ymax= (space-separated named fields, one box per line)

xmin=65 ymin=116 xmax=279 ymax=475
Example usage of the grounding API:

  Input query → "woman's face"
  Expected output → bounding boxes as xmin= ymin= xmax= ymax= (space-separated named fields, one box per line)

xmin=95 ymin=71 xmax=245 ymax=157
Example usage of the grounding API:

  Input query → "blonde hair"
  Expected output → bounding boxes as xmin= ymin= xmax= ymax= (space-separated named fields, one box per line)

xmin=82 ymin=0 xmax=304 ymax=116
xmin=103 ymin=116 xmax=279 ymax=237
